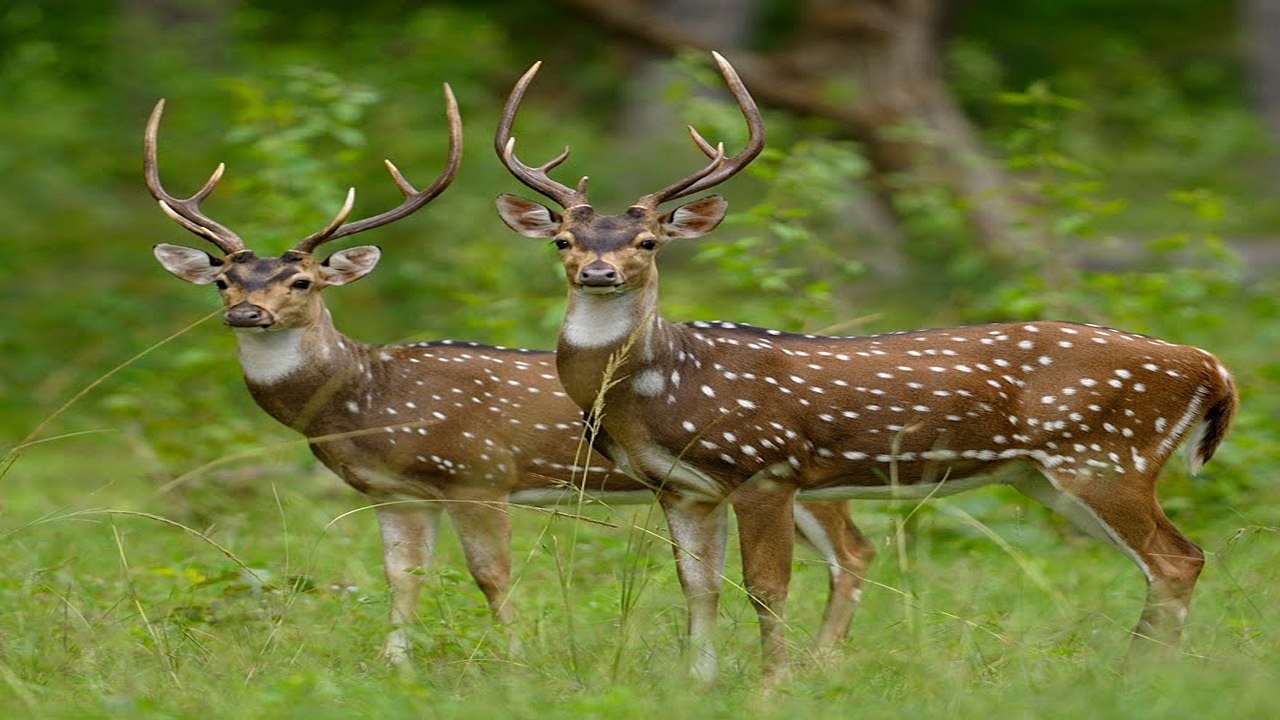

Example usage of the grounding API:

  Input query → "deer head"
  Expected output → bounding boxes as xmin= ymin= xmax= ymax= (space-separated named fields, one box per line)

xmin=147 ymin=85 xmax=462 ymax=332
xmin=494 ymin=52 xmax=763 ymax=297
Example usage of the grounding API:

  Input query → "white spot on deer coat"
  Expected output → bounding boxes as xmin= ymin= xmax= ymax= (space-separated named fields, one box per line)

xmin=634 ymin=368 xmax=665 ymax=396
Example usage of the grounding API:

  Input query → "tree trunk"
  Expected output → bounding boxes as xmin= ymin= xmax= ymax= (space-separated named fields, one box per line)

xmin=564 ymin=0 xmax=1042 ymax=273
xmin=618 ymin=0 xmax=756 ymax=141
xmin=1242 ymin=0 xmax=1280 ymax=182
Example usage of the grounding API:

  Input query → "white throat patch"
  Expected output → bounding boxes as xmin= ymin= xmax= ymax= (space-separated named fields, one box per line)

xmin=235 ymin=328 xmax=306 ymax=385
xmin=561 ymin=292 xmax=641 ymax=349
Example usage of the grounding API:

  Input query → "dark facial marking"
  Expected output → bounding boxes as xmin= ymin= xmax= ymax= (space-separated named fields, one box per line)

xmin=268 ymin=267 xmax=303 ymax=286
xmin=223 ymin=255 xmax=302 ymax=291
xmin=573 ymin=214 xmax=654 ymax=253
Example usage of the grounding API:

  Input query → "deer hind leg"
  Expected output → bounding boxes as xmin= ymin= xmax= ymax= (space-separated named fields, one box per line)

xmin=1015 ymin=469 xmax=1204 ymax=653
xmin=732 ymin=480 xmax=798 ymax=683
xmin=376 ymin=503 xmax=443 ymax=665
xmin=793 ymin=500 xmax=876 ymax=651
xmin=659 ymin=493 xmax=729 ymax=683
xmin=443 ymin=490 xmax=519 ymax=651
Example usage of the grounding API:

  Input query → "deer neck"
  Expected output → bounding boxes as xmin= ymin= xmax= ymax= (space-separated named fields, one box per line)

xmin=556 ymin=280 xmax=672 ymax=413
xmin=233 ymin=308 xmax=365 ymax=431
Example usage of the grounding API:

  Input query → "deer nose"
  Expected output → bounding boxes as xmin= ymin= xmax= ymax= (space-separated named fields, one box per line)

xmin=578 ymin=262 xmax=620 ymax=287
xmin=224 ymin=302 xmax=272 ymax=328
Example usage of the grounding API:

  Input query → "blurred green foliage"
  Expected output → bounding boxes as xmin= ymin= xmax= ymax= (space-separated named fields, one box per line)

xmin=0 ymin=2 xmax=1277 ymax=712
xmin=1 ymin=0 xmax=1275 ymax=502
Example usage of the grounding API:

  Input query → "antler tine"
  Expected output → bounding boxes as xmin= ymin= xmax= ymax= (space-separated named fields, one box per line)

xmin=687 ymin=125 xmax=719 ymax=158
xmin=633 ymin=140 xmax=727 ymax=209
xmin=495 ymin=61 xmax=590 ymax=209
xmin=294 ymin=82 xmax=464 ymax=254
xmin=299 ymin=188 xmax=357 ymax=250
xmin=143 ymin=98 xmax=245 ymax=254
xmin=633 ymin=51 xmax=766 ymax=209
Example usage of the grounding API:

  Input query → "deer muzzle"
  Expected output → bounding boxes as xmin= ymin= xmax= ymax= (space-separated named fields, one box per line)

xmin=224 ymin=302 xmax=274 ymax=328
xmin=577 ymin=261 xmax=621 ymax=290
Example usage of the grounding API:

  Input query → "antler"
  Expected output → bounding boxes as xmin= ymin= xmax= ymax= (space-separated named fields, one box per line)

xmin=294 ymin=82 xmax=463 ymax=254
xmin=144 ymin=99 xmax=246 ymax=255
xmin=495 ymin=61 xmax=591 ymax=209
xmin=633 ymin=51 xmax=765 ymax=210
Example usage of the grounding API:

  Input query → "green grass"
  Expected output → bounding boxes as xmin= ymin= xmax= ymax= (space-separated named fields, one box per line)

xmin=2 ymin=294 xmax=1275 ymax=718
xmin=2 ymin=428 xmax=1277 ymax=719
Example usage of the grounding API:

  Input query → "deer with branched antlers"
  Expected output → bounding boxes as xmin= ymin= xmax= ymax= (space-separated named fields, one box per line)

xmin=495 ymin=52 xmax=1238 ymax=682
xmin=145 ymin=85 xmax=875 ymax=665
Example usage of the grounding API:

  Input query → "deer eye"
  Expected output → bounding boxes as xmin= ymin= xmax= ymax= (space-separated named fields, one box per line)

xmin=291 ymin=278 xmax=312 ymax=290
xmin=213 ymin=279 xmax=228 ymax=290
xmin=638 ymin=238 xmax=657 ymax=251
xmin=553 ymin=238 xmax=571 ymax=250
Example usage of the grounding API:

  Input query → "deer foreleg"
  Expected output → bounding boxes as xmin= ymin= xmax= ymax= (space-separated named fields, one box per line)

xmin=660 ymin=493 xmax=729 ymax=683
xmin=376 ymin=504 xmax=442 ymax=665
xmin=733 ymin=478 xmax=798 ymax=683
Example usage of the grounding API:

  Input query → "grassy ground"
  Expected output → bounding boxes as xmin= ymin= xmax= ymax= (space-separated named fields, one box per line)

xmin=2 ymin=425 xmax=1277 ymax=719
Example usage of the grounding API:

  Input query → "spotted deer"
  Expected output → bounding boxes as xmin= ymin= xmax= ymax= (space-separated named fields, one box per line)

xmin=494 ymin=52 xmax=1238 ymax=681
xmin=144 ymin=87 xmax=874 ymax=665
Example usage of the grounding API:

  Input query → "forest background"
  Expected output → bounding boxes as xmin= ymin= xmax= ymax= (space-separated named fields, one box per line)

xmin=2 ymin=1 xmax=1278 ymax=717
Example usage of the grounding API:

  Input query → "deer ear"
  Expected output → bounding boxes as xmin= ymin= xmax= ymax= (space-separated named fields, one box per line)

xmin=661 ymin=195 xmax=728 ymax=238
xmin=154 ymin=243 xmax=224 ymax=285
xmin=496 ymin=194 xmax=562 ymax=238
xmin=320 ymin=245 xmax=381 ymax=286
